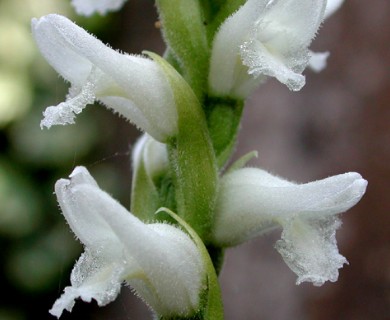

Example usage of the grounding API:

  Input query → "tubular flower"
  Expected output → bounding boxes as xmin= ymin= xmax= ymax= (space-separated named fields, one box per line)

xmin=209 ymin=0 xmax=326 ymax=98
xmin=32 ymin=14 xmax=177 ymax=142
xmin=71 ymin=0 xmax=128 ymax=16
xmin=213 ymin=167 xmax=367 ymax=286
xmin=50 ymin=166 xmax=204 ymax=318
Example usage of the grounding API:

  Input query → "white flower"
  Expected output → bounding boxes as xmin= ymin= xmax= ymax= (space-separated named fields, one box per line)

xmin=50 ymin=166 xmax=204 ymax=318
xmin=213 ymin=167 xmax=367 ymax=286
xmin=32 ymin=14 xmax=177 ymax=142
xmin=71 ymin=0 xmax=128 ymax=16
xmin=209 ymin=0 xmax=326 ymax=97
xmin=308 ymin=0 xmax=345 ymax=72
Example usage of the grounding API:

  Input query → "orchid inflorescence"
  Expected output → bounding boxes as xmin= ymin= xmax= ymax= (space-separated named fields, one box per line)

xmin=31 ymin=0 xmax=366 ymax=319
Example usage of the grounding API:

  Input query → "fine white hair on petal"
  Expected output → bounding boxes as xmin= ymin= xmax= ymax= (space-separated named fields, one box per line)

xmin=127 ymin=224 xmax=205 ymax=315
xmin=54 ymin=166 xmax=127 ymax=248
xmin=71 ymin=0 xmax=128 ymax=16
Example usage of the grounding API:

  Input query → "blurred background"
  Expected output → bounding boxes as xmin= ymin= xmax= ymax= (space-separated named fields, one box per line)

xmin=0 ymin=0 xmax=388 ymax=319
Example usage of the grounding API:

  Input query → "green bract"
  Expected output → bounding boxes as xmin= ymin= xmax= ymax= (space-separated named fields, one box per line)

xmin=146 ymin=52 xmax=218 ymax=242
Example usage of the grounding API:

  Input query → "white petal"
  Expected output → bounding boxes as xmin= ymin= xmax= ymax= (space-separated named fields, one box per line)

xmin=49 ymin=247 xmax=130 ymax=318
xmin=240 ymin=0 xmax=326 ymax=91
xmin=32 ymin=15 xmax=106 ymax=86
xmin=240 ymin=37 xmax=307 ymax=91
xmin=275 ymin=216 xmax=348 ymax=286
xmin=99 ymin=211 xmax=204 ymax=315
xmin=213 ymin=168 xmax=367 ymax=246
xmin=54 ymin=166 xmax=127 ymax=248
xmin=324 ymin=0 xmax=344 ymax=20
xmin=260 ymin=0 xmax=326 ymax=46
xmin=71 ymin=0 xmax=128 ymax=16
xmin=209 ymin=0 xmax=269 ymax=97
xmin=308 ymin=51 xmax=330 ymax=72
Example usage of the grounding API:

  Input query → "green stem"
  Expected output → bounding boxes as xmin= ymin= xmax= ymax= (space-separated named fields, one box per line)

xmin=156 ymin=0 xmax=210 ymax=100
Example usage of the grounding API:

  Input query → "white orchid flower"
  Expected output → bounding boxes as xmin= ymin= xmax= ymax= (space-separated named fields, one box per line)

xmin=71 ymin=0 xmax=128 ymax=16
xmin=49 ymin=166 xmax=204 ymax=318
xmin=32 ymin=14 xmax=177 ymax=142
xmin=308 ymin=0 xmax=345 ymax=72
xmin=213 ymin=168 xmax=367 ymax=286
xmin=209 ymin=0 xmax=326 ymax=98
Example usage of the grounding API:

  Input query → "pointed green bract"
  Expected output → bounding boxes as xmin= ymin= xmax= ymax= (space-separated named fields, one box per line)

xmin=131 ymin=156 xmax=161 ymax=221
xmin=226 ymin=150 xmax=258 ymax=174
xmin=146 ymin=52 xmax=218 ymax=241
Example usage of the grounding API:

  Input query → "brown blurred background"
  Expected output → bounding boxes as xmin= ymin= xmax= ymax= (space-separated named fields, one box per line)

xmin=0 ymin=0 xmax=388 ymax=319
